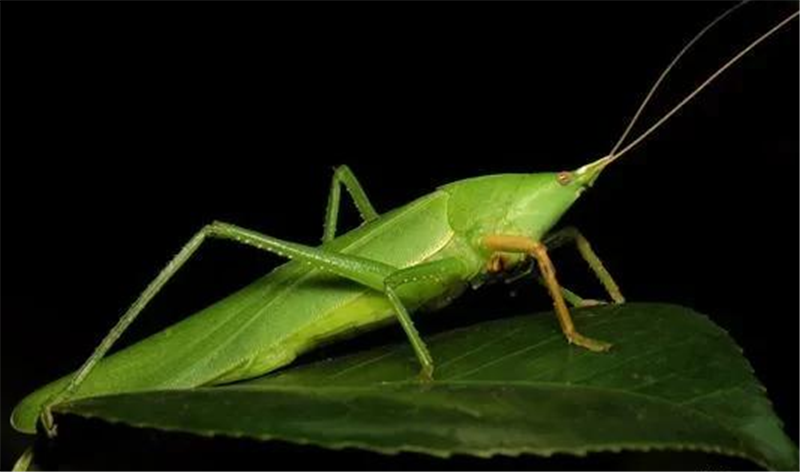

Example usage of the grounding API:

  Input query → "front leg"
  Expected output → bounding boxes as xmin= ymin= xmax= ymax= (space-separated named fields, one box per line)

xmin=484 ymin=235 xmax=612 ymax=352
xmin=543 ymin=226 xmax=625 ymax=304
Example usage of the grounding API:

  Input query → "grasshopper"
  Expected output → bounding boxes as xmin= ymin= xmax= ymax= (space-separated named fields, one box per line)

xmin=10 ymin=2 xmax=798 ymax=443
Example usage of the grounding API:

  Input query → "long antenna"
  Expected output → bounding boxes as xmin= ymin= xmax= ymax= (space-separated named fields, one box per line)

xmin=609 ymin=0 xmax=751 ymax=157
xmin=607 ymin=8 xmax=798 ymax=165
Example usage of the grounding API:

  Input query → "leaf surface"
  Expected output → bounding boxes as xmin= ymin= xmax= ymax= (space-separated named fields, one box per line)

xmin=53 ymin=303 xmax=797 ymax=470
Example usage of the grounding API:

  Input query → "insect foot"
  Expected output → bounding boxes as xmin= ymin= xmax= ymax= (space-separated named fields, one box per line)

xmin=568 ymin=332 xmax=613 ymax=352
xmin=417 ymin=365 xmax=434 ymax=384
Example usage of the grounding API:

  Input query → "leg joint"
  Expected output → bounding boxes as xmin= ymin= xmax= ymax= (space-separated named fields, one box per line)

xmin=333 ymin=164 xmax=352 ymax=179
xmin=205 ymin=220 xmax=230 ymax=236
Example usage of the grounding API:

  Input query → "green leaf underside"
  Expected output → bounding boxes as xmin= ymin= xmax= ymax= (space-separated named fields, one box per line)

xmin=53 ymin=303 xmax=797 ymax=470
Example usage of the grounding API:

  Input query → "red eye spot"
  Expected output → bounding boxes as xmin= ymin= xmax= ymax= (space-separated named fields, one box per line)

xmin=557 ymin=171 xmax=572 ymax=185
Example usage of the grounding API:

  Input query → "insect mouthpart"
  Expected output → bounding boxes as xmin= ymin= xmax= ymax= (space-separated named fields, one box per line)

xmin=574 ymin=155 xmax=613 ymax=189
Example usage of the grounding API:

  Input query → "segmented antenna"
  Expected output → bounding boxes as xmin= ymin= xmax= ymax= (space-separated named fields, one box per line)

xmin=607 ymin=4 xmax=799 ymax=164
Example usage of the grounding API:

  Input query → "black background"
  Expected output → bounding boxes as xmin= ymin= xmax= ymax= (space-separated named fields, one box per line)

xmin=2 ymin=1 xmax=798 ymax=470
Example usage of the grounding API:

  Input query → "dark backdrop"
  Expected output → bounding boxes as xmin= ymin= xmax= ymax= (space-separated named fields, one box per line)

xmin=2 ymin=2 xmax=798 ymax=470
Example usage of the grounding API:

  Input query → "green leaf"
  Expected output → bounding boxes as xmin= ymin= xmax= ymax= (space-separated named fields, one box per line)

xmin=53 ymin=303 xmax=797 ymax=470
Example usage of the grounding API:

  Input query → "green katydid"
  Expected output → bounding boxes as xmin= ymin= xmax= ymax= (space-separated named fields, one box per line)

xmin=10 ymin=3 xmax=798 ymax=441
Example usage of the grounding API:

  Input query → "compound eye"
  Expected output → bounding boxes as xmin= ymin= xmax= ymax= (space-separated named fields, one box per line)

xmin=556 ymin=171 xmax=573 ymax=186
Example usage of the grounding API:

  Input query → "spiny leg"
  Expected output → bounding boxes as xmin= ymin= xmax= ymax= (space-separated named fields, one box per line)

xmin=322 ymin=165 xmax=379 ymax=242
xmin=543 ymin=226 xmax=625 ymax=304
xmin=484 ymin=235 xmax=612 ymax=352
xmin=44 ymin=220 xmax=448 ymax=433
xmin=203 ymin=223 xmax=470 ymax=379
xmin=41 ymin=221 xmax=387 ymax=435
xmin=41 ymin=225 xmax=214 ymax=435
